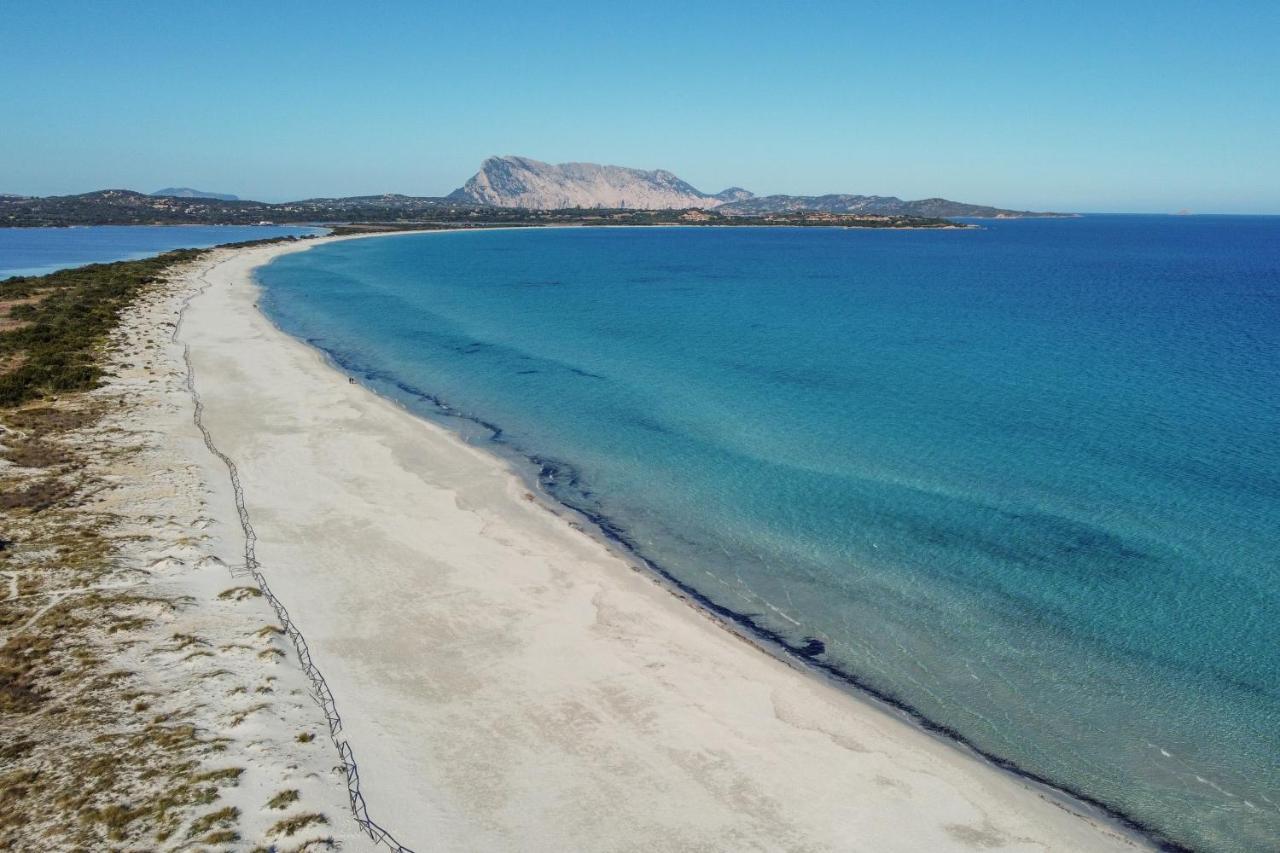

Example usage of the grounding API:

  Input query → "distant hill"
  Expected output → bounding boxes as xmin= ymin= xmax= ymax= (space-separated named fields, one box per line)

xmin=450 ymin=155 xmax=1060 ymax=217
xmin=712 ymin=187 xmax=755 ymax=203
xmin=0 ymin=189 xmax=482 ymax=227
xmin=1 ymin=160 xmax=1064 ymax=225
xmin=449 ymin=156 xmax=747 ymax=210
xmin=151 ymin=187 xmax=239 ymax=201
xmin=716 ymin=194 xmax=1058 ymax=219
xmin=0 ymin=174 xmax=1057 ymax=227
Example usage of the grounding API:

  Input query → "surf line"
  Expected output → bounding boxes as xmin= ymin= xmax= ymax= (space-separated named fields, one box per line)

xmin=314 ymin=337 xmax=1188 ymax=853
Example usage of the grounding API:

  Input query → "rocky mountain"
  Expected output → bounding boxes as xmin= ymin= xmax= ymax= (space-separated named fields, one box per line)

xmin=717 ymin=193 xmax=1055 ymax=218
xmin=450 ymin=155 xmax=1057 ymax=217
xmin=449 ymin=156 xmax=749 ymax=210
xmin=1 ymin=165 xmax=1059 ymax=227
xmin=151 ymin=187 xmax=239 ymax=201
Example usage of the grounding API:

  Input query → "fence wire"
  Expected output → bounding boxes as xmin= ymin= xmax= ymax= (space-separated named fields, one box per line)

xmin=174 ymin=258 xmax=416 ymax=852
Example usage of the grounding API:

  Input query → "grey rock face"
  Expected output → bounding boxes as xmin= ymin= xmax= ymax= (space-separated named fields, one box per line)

xmin=448 ymin=156 xmax=1054 ymax=217
xmin=448 ymin=156 xmax=745 ymax=210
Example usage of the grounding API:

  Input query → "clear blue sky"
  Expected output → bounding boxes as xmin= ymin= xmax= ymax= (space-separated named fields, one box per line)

xmin=3 ymin=1 xmax=1277 ymax=212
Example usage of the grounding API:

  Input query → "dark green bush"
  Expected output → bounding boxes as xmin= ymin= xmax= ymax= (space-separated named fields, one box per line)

xmin=0 ymin=250 xmax=203 ymax=406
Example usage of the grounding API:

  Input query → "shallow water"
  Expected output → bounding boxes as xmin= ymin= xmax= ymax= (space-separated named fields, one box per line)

xmin=259 ymin=219 xmax=1280 ymax=851
xmin=0 ymin=224 xmax=325 ymax=278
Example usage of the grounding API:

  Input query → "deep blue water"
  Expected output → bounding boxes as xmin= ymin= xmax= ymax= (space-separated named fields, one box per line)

xmin=258 ymin=218 xmax=1280 ymax=852
xmin=0 ymin=224 xmax=325 ymax=278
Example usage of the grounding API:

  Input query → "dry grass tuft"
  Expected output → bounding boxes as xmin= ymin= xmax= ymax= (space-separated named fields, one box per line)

xmin=187 ymin=805 xmax=239 ymax=838
xmin=267 ymin=788 xmax=301 ymax=810
xmin=229 ymin=702 xmax=271 ymax=727
xmin=268 ymin=811 xmax=328 ymax=838
xmin=218 ymin=585 xmax=263 ymax=601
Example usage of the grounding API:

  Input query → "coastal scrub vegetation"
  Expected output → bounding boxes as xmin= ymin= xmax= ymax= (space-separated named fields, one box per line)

xmin=0 ymin=238 xmax=336 ymax=848
xmin=0 ymin=236 xmax=311 ymax=406
xmin=0 ymin=397 xmax=244 ymax=845
xmin=0 ymin=251 xmax=199 ymax=406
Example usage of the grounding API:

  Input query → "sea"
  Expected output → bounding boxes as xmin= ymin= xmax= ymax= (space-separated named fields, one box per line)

xmin=0 ymin=224 xmax=326 ymax=279
xmin=256 ymin=218 xmax=1279 ymax=852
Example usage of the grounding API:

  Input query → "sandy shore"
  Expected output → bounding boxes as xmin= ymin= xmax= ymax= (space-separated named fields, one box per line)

xmin=1 ymin=250 xmax=360 ymax=848
xmin=178 ymin=235 xmax=1147 ymax=852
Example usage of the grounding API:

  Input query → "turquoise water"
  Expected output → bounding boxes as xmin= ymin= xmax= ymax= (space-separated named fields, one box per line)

xmin=258 ymin=219 xmax=1279 ymax=852
xmin=0 ymin=224 xmax=325 ymax=278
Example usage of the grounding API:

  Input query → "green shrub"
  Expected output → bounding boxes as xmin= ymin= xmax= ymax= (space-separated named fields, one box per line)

xmin=0 ymin=250 xmax=204 ymax=406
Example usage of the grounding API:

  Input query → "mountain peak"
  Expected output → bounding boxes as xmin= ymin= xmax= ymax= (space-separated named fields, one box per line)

xmin=712 ymin=187 xmax=755 ymax=203
xmin=446 ymin=156 xmax=1051 ymax=217
xmin=449 ymin=156 xmax=734 ymax=210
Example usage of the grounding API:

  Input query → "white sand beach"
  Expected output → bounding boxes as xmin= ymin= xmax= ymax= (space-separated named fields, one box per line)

xmin=174 ymin=235 xmax=1148 ymax=852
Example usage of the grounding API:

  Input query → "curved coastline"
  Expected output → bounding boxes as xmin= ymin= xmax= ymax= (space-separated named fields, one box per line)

xmin=187 ymin=230 xmax=1158 ymax=850
xmin=281 ymin=288 xmax=1183 ymax=851
xmin=315 ymin=342 xmax=1185 ymax=851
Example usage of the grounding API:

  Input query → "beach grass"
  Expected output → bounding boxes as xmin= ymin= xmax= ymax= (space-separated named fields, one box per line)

xmin=0 ymin=241 xmax=341 ymax=848
xmin=0 ymin=251 xmax=201 ymax=406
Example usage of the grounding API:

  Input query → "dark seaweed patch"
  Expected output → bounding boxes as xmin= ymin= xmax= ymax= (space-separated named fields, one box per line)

xmin=798 ymin=637 xmax=826 ymax=657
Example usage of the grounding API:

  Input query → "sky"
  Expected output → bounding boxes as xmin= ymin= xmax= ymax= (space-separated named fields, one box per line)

xmin=2 ymin=1 xmax=1278 ymax=213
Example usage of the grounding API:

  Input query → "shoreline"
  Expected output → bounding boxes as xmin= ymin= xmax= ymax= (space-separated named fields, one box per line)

xmin=255 ymin=230 xmax=1182 ymax=850
xmin=0 ymin=246 xmax=360 ymax=848
xmin=181 ymin=232 xmax=1152 ymax=850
